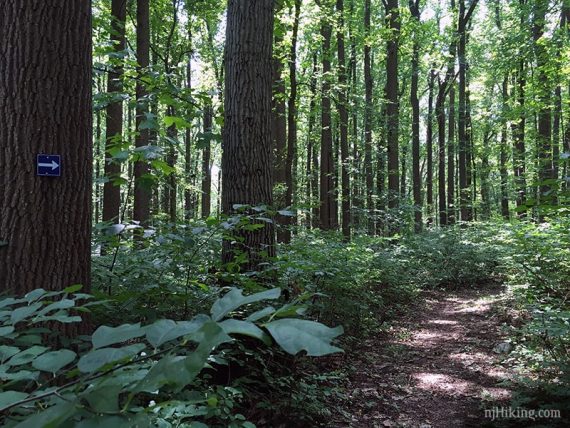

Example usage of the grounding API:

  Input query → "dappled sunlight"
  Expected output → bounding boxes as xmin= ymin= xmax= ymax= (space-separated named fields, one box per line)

xmin=413 ymin=372 xmax=477 ymax=396
xmin=428 ymin=319 xmax=459 ymax=325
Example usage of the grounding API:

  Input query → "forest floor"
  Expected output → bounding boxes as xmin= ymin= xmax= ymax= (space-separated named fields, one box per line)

xmin=330 ymin=283 xmax=517 ymax=428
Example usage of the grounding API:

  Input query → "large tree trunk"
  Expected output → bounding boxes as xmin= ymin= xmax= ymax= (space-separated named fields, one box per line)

xmin=319 ymin=17 xmax=337 ymax=230
xmin=134 ymin=0 xmax=151 ymax=225
xmin=385 ymin=0 xmax=400 ymax=211
xmin=410 ymin=0 xmax=422 ymax=232
xmin=222 ymin=0 xmax=275 ymax=266
xmin=0 ymin=0 xmax=92 ymax=292
xmin=337 ymin=0 xmax=351 ymax=240
xmin=103 ymin=0 xmax=127 ymax=226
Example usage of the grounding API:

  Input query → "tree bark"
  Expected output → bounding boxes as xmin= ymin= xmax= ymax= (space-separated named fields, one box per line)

xmin=410 ymin=0 xmax=422 ymax=232
xmin=337 ymin=0 xmax=351 ymax=240
xmin=134 ymin=0 xmax=151 ymax=225
xmin=533 ymin=0 xmax=553 ymax=214
xmin=385 ymin=0 xmax=400 ymax=211
xmin=364 ymin=0 xmax=374 ymax=234
xmin=201 ymin=104 xmax=213 ymax=218
xmin=0 ymin=0 xmax=92 ymax=293
xmin=319 ymin=15 xmax=337 ymax=230
xmin=222 ymin=0 xmax=275 ymax=266
xmin=426 ymin=69 xmax=435 ymax=225
xmin=103 ymin=0 xmax=127 ymax=226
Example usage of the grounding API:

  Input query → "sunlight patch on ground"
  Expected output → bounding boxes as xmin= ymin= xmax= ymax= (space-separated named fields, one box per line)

xmin=428 ymin=319 xmax=458 ymax=325
xmin=413 ymin=372 xmax=476 ymax=396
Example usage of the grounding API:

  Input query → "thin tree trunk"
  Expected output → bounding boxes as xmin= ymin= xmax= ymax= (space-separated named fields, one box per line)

xmin=364 ymin=0 xmax=374 ymax=234
xmin=500 ymin=76 xmax=510 ymax=219
xmin=385 ymin=0 xmax=400 ymax=211
xmin=337 ymin=0 xmax=351 ymax=240
xmin=201 ymin=105 xmax=213 ymax=218
xmin=134 ymin=0 xmax=151 ymax=225
xmin=103 ymin=0 xmax=127 ymax=226
xmin=448 ymin=85 xmax=456 ymax=224
xmin=426 ymin=69 xmax=435 ymax=225
xmin=319 ymin=15 xmax=336 ymax=230
xmin=283 ymin=0 xmax=302 ymax=243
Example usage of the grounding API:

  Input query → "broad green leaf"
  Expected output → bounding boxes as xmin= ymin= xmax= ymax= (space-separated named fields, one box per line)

xmin=92 ymin=323 xmax=145 ymax=349
xmin=78 ymin=344 xmax=145 ymax=373
xmin=0 ymin=326 xmax=15 ymax=337
xmin=0 ymin=390 xmax=28 ymax=408
xmin=75 ymin=416 xmax=143 ymax=428
xmin=0 ymin=345 xmax=20 ymax=363
xmin=14 ymin=402 xmax=75 ymax=428
xmin=63 ymin=284 xmax=83 ymax=293
xmin=83 ymin=385 xmax=122 ymax=413
xmin=32 ymin=350 xmax=76 ymax=373
xmin=0 ymin=297 xmax=24 ymax=309
xmin=219 ymin=319 xmax=272 ymax=345
xmin=24 ymin=289 xmax=47 ymax=302
xmin=6 ymin=346 xmax=49 ymax=366
xmin=246 ymin=306 xmax=276 ymax=322
xmin=36 ymin=299 xmax=75 ymax=317
xmin=11 ymin=302 xmax=42 ymax=324
xmin=145 ymin=315 xmax=208 ymax=348
xmin=137 ymin=321 xmax=231 ymax=392
xmin=265 ymin=319 xmax=343 ymax=357
xmin=211 ymin=288 xmax=281 ymax=321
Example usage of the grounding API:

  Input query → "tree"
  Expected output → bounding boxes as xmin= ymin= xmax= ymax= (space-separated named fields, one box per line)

xmin=0 ymin=0 xmax=92 ymax=292
xmin=103 ymin=0 xmax=127 ymax=226
xmin=221 ymin=0 xmax=275 ymax=266
xmin=201 ymin=104 xmax=213 ymax=218
xmin=410 ymin=0 xmax=422 ymax=232
xmin=134 ymin=0 xmax=151 ymax=225
xmin=337 ymin=0 xmax=351 ymax=240
xmin=364 ymin=0 xmax=374 ymax=234
xmin=385 ymin=0 xmax=401 ymax=211
xmin=319 ymin=3 xmax=337 ymax=230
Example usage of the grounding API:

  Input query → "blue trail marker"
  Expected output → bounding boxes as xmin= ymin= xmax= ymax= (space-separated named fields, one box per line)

xmin=37 ymin=154 xmax=61 ymax=177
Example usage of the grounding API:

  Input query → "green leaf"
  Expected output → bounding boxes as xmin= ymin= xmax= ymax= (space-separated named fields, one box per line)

xmin=11 ymin=302 xmax=42 ymax=324
xmin=0 ymin=326 xmax=15 ymax=337
xmin=0 ymin=390 xmax=28 ymax=408
xmin=83 ymin=385 xmax=122 ymax=413
xmin=63 ymin=284 xmax=83 ymax=293
xmin=145 ymin=315 xmax=208 ymax=348
xmin=6 ymin=346 xmax=49 ymax=366
xmin=0 ymin=345 xmax=20 ymax=363
xmin=92 ymin=323 xmax=145 ymax=349
xmin=24 ymin=289 xmax=47 ymax=302
xmin=36 ymin=299 xmax=75 ymax=317
xmin=218 ymin=319 xmax=272 ymax=345
xmin=246 ymin=306 xmax=276 ymax=322
xmin=78 ymin=344 xmax=145 ymax=373
xmin=136 ymin=321 xmax=231 ymax=392
xmin=14 ymin=402 xmax=75 ymax=428
xmin=265 ymin=319 xmax=343 ymax=357
xmin=32 ymin=350 xmax=76 ymax=373
xmin=211 ymin=288 xmax=281 ymax=321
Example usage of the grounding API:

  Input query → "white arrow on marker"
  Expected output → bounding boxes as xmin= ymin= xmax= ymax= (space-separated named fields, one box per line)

xmin=38 ymin=160 xmax=59 ymax=170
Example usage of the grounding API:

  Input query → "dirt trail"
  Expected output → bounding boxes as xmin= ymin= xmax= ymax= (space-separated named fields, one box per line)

xmin=334 ymin=284 xmax=514 ymax=428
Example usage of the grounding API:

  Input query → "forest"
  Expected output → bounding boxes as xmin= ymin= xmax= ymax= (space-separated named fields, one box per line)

xmin=0 ymin=0 xmax=569 ymax=426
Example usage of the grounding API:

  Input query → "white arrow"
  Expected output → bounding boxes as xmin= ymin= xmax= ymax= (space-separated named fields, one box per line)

xmin=38 ymin=160 xmax=59 ymax=170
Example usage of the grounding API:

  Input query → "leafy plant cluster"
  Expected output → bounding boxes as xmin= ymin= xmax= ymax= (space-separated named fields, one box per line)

xmin=0 ymin=285 xmax=343 ymax=427
xmin=499 ymin=218 xmax=570 ymax=416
